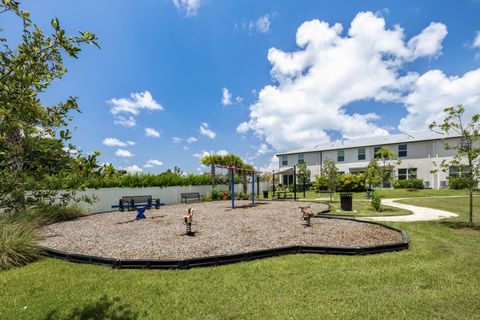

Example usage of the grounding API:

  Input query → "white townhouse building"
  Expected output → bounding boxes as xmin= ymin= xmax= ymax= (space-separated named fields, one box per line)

xmin=275 ymin=131 xmax=463 ymax=189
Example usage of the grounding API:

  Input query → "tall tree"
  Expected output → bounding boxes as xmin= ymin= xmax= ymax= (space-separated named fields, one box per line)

xmin=200 ymin=154 xmax=222 ymax=188
xmin=0 ymin=0 xmax=99 ymax=212
xmin=430 ymin=105 xmax=480 ymax=228
xmin=220 ymin=154 xmax=244 ymax=191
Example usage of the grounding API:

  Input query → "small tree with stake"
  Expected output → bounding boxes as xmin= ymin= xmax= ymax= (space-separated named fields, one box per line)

xmin=322 ymin=159 xmax=339 ymax=202
xmin=430 ymin=105 xmax=480 ymax=228
xmin=296 ymin=163 xmax=310 ymax=197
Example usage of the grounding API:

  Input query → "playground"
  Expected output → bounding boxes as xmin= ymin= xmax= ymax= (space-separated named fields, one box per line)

xmin=39 ymin=200 xmax=405 ymax=263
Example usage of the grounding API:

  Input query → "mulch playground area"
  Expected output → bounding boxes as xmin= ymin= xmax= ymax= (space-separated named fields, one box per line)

xmin=39 ymin=201 xmax=404 ymax=260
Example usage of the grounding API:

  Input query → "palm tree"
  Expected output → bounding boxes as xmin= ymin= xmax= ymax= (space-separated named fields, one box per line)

xmin=220 ymin=154 xmax=244 ymax=191
xmin=201 ymin=154 xmax=222 ymax=187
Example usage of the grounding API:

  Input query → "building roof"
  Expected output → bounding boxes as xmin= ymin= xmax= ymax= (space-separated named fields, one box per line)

xmin=276 ymin=130 xmax=461 ymax=156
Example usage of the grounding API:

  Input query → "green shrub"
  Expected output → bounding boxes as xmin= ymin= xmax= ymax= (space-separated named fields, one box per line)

xmin=312 ymin=175 xmax=329 ymax=190
xmin=393 ymin=179 xmax=425 ymax=189
xmin=338 ymin=174 xmax=366 ymax=192
xmin=0 ymin=218 xmax=40 ymax=270
xmin=371 ymin=191 xmax=381 ymax=212
xmin=210 ymin=188 xmax=222 ymax=201
xmin=448 ymin=176 xmax=470 ymax=189
xmin=33 ymin=205 xmax=84 ymax=224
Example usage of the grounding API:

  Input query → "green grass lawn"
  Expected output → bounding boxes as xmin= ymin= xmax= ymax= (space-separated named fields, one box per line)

xmin=261 ymin=188 xmax=469 ymax=201
xmin=298 ymin=199 xmax=412 ymax=217
xmin=1 ymin=192 xmax=480 ymax=319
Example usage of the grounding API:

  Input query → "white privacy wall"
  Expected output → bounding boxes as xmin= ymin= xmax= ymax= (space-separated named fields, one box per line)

xmin=75 ymin=182 xmax=270 ymax=214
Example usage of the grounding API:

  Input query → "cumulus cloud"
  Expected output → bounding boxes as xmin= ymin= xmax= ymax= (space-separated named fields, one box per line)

xmin=399 ymin=68 xmax=480 ymax=132
xmin=145 ymin=128 xmax=161 ymax=138
xmin=241 ymin=13 xmax=275 ymax=34
xmin=222 ymin=87 xmax=232 ymax=106
xmin=172 ymin=137 xmax=183 ymax=143
xmin=186 ymin=136 xmax=197 ymax=143
xmin=144 ymin=159 xmax=163 ymax=168
xmin=108 ymin=91 xmax=163 ymax=128
xmin=256 ymin=143 xmax=272 ymax=156
xmin=108 ymin=91 xmax=163 ymax=115
xmin=238 ymin=12 xmax=449 ymax=151
xmin=199 ymin=122 xmax=216 ymax=138
xmin=102 ymin=138 xmax=134 ymax=147
xmin=255 ymin=15 xmax=272 ymax=33
xmin=474 ymin=32 xmax=480 ymax=48
xmin=172 ymin=0 xmax=203 ymax=16
xmin=114 ymin=116 xmax=136 ymax=127
xmin=115 ymin=149 xmax=134 ymax=157
xmin=123 ymin=165 xmax=143 ymax=174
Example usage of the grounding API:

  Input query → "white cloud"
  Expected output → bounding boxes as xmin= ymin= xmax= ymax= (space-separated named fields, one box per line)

xmin=145 ymin=128 xmax=161 ymax=138
xmin=399 ymin=68 xmax=480 ymax=132
xmin=199 ymin=122 xmax=216 ymax=138
xmin=255 ymin=15 xmax=271 ymax=33
xmin=473 ymin=32 xmax=480 ymax=48
xmin=238 ymin=12 xmax=448 ymax=151
xmin=406 ymin=22 xmax=447 ymax=60
xmin=172 ymin=137 xmax=183 ymax=143
xmin=172 ymin=0 xmax=203 ymax=16
xmin=115 ymin=149 xmax=134 ymax=157
xmin=144 ymin=159 xmax=163 ymax=168
xmin=222 ymin=87 xmax=232 ymax=106
xmin=114 ymin=116 xmax=136 ymax=127
xmin=243 ymin=13 xmax=275 ymax=34
xmin=102 ymin=138 xmax=132 ymax=147
xmin=124 ymin=165 xmax=143 ymax=174
xmin=258 ymin=155 xmax=279 ymax=173
xmin=108 ymin=91 xmax=163 ymax=115
xmin=186 ymin=136 xmax=197 ymax=143
xmin=126 ymin=141 xmax=136 ymax=146
xmin=256 ymin=143 xmax=272 ymax=156
xmin=62 ymin=147 xmax=78 ymax=155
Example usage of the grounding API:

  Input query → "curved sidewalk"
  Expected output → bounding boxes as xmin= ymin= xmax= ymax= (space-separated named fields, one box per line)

xmin=368 ymin=198 xmax=458 ymax=222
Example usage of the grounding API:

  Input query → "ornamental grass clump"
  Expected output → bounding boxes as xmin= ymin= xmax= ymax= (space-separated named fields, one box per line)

xmin=0 ymin=218 xmax=40 ymax=270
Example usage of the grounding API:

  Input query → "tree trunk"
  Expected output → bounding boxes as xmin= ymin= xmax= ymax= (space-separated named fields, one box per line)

xmin=242 ymin=174 xmax=247 ymax=194
xmin=211 ymin=164 xmax=215 ymax=188
xmin=5 ymin=128 xmax=26 ymax=210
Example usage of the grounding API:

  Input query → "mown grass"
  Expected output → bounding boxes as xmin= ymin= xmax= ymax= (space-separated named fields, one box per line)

xmin=297 ymin=199 xmax=412 ymax=217
xmin=261 ymin=188 xmax=469 ymax=202
xmin=0 ymin=193 xmax=479 ymax=319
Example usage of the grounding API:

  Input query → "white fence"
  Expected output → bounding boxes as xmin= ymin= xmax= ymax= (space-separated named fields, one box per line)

xmin=74 ymin=182 xmax=270 ymax=214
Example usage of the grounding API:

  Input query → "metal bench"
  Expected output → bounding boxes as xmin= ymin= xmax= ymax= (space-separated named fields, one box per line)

xmin=180 ymin=192 xmax=203 ymax=204
xmin=118 ymin=195 xmax=160 ymax=212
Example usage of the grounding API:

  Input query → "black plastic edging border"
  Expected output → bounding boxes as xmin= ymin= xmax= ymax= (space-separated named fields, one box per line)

xmin=40 ymin=217 xmax=408 ymax=270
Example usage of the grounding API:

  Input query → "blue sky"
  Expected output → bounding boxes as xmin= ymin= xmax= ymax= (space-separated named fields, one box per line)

xmin=3 ymin=0 xmax=480 ymax=173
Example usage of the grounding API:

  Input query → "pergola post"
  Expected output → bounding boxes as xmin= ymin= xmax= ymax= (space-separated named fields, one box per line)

xmin=231 ymin=169 xmax=235 ymax=209
xmin=251 ymin=172 xmax=255 ymax=207
xmin=293 ymin=165 xmax=297 ymax=201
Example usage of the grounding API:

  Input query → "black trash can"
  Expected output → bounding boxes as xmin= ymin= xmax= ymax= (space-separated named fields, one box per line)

xmin=340 ymin=192 xmax=353 ymax=211
xmin=263 ymin=191 xmax=269 ymax=199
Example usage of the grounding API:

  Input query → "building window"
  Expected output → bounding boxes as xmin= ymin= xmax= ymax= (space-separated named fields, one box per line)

xmin=449 ymin=165 xmax=471 ymax=177
xmin=298 ymin=154 xmax=304 ymax=164
xmin=398 ymin=168 xmax=417 ymax=180
xmin=374 ymin=146 xmax=381 ymax=158
xmin=281 ymin=155 xmax=288 ymax=166
xmin=337 ymin=150 xmax=344 ymax=162
xmin=358 ymin=148 xmax=366 ymax=160
xmin=398 ymin=144 xmax=407 ymax=157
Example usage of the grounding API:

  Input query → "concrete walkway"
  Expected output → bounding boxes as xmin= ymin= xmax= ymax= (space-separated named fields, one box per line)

xmin=368 ymin=198 xmax=458 ymax=222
